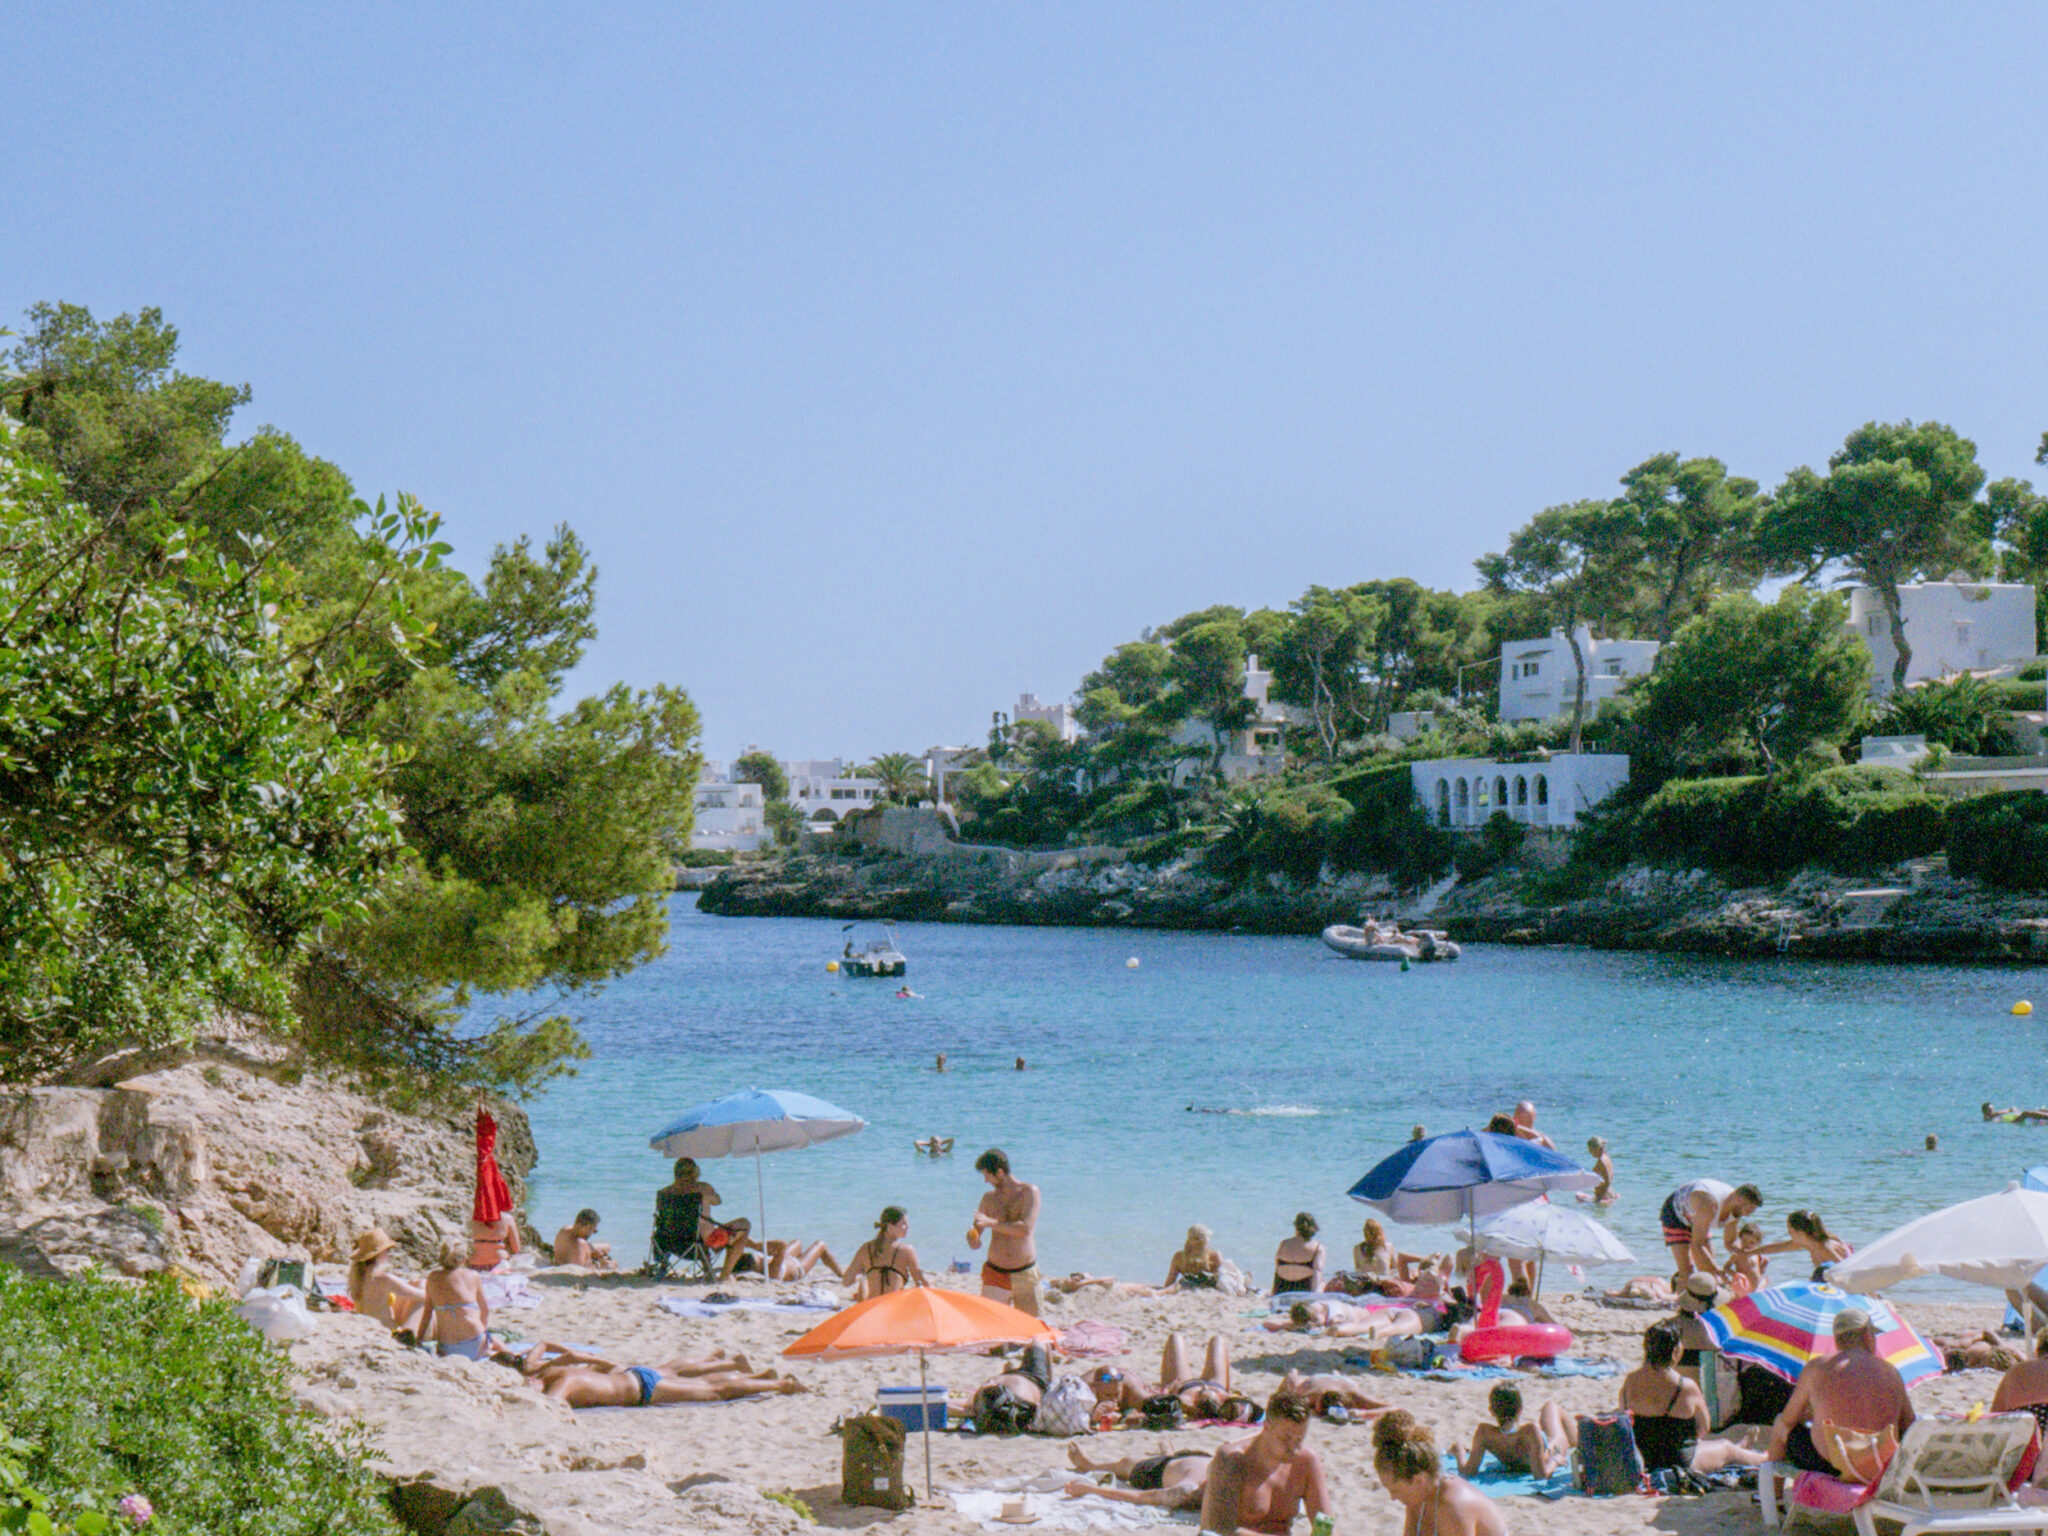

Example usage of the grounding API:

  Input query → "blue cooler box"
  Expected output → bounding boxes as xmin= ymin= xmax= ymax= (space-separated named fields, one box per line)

xmin=877 ymin=1384 xmax=947 ymax=1431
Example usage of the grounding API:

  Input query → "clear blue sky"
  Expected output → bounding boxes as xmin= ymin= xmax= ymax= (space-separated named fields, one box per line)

xmin=9 ymin=6 xmax=2046 ymax=762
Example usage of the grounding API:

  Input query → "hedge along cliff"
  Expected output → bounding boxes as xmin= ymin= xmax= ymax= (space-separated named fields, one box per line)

xmin=0 ymin=1022 xmax=535 ymax=1283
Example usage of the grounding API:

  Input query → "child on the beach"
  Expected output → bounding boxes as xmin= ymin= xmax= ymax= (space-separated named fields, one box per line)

xmin=1580 ymin=1136 xmax=1618 ymax=1204
xmin=1726 ymin=1223 xmax=1768 ymax=1295
xmin=1457 ymin=1383 xmax=1572 ymax=1479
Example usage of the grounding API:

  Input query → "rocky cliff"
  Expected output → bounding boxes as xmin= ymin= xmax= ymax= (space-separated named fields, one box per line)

xmin=0 ymin=1026 xmax=535 ymax=1283
xmin=701 ymin=847 xmax=2048 ymax=961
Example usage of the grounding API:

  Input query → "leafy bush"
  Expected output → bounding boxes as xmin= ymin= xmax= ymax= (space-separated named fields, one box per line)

xmin=1948 ymin=792 xmax=2048 ymax=890
xmin=677 ymin=848 xmax=735 ymax=868
xmin=1987 ymin=677 xmax=2047 ymax=711
xmin=1322 ymin=764 xmax=1454 ymax=888
xmin=1454 ymin=812 xmax=1527 ymax=881
xmin=2019 ymin=661 xmax=2046 ymax=682
xmin=1877 ymin=675 xmax=2019 ymax=755
xmin=0 ymin=1271 xmax=401 ymax=1536
xmin=1628 ymin=766 xmax=1946 ymax=876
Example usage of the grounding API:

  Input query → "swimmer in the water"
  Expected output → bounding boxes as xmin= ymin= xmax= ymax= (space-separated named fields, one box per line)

xmin=896 ymin=985 xmax=921 ymax=999
xmin=934 ymin=1053 xmax=946 ymax=1072
xmin=914 ymin=1135 xmax=954 ymax=1156
xmin=1984 ymin=1103 xmax=2048 ymax=1124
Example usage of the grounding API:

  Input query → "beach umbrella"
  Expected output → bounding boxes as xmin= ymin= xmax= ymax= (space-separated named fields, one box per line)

xmin=1697 ymin=1281 xmax=1941 ymax=1388
xmin=784 ymin=1287 xmax=1057 ymax=1498
xmin=649 ymin=1088 xmax=866 ymax=1254
xmin=473 ymin=1106 xmax=514 ymax=1225
xmin=1829 ymin=1183 xmax=2048 ymax=1297
xmin=1348 ymin=1129 xmax=1599 ymax=1251
xmin=1475 ymin=1199 xmax=1634 ymax=1295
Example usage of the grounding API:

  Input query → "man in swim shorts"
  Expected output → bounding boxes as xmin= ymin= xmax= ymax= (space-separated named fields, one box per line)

xmin=1063 ymin=1444 xmax=1214 ymax=1509
xmin=968 ymin=1147 xmax=1043 ymax=1316
xmin=1767 ymin=1308 xmax=1913 ymax=1481
xmin=509 ymin=1344 xmax=806 ymax=1408
xmin=1659 ymin=1178 xmax=1761 ymax=1282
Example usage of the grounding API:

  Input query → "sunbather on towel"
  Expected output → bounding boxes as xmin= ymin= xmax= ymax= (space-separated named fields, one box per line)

xmin=1265 ymin=1298 xmax=1425 ymax=1346
xmin=1082 ymin=1333 xmax=1261 ymax=1424
xmin=1277 ymin=1369 xmax=1391 ymax=1422
xmin=506 ymin=1344 xmax=805 ymax=1407
xmin=1063 ymin=1444 xmax=1214 ymax=1510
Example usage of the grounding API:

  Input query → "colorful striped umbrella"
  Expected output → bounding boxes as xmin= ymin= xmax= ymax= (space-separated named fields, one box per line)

xmin=1698 ymin=1281 xmax=1941 ymax=1387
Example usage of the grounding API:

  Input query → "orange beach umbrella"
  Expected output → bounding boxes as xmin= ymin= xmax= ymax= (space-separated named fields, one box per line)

xmin=785 ymin=1288 xmax=1057 ymax=1496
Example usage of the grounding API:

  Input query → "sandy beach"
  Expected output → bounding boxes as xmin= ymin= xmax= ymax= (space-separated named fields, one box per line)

xmin=293 ymin=1262 xmax=2010 ymax=1535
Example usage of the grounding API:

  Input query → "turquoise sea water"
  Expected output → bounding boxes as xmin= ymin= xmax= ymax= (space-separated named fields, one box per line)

xmin=510 ymin=896 xmax=2047 ymax=1292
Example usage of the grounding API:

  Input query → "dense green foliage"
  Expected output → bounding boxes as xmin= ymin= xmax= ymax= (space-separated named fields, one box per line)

xmin=3 ymin=303 xmax=700 ymax=1092
xmin=1623 ymin=589 xmax=1870 ymax=779
xmin=0 ymin=1271 xmax=401 ymax=1536
xmin=1619 ymin=766 xmax=1947 ymax=876
xmin=1947 ymin=793 xmax=2048 ymax=890
xmin=1875 ymin=675 xmax=2019 ymax=756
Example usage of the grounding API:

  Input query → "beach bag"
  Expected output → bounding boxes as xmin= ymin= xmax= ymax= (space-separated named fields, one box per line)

xmin=1033 ymin=1376 xmax=1095 ymax=1437
xmin=840 ymin=1413 xmax=913 ymax=1510
xmin=1384 ymin=1335 xmax=1441 ymax=1369
xmin=1140 ymin=1393 xmax=1185 ymax=1431
xmin=1576 ymin=1412 xmax=1646 ymax=1496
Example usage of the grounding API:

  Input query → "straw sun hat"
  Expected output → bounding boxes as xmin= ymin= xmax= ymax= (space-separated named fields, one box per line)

xmin=351 ymin=1228 xmax=397 ymax=1264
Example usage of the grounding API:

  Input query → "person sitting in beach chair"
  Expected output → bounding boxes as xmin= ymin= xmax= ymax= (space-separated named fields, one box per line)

xmin=649 ymin=1158 xmax=746 ymax=1280
xmin=1062 ymin=1443 xmax=1214 ymax=1510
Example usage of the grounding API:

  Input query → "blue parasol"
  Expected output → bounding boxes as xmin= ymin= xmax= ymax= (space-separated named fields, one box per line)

xmin=1348 ymin=1128 xmax=1598 ymax=1248
xmin=650 ymin=1088 xmax=866 ymax=1256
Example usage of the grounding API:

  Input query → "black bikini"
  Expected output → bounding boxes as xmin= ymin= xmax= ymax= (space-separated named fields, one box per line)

xmin=1631 ymin=1379 xmax=1697 ymax=1472
xmin=1129 ymin=1451 xmax=1207 ymax=1491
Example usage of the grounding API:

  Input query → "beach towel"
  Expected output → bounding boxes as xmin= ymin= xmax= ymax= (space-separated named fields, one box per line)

xmin=1346 ymin=1353 xmax=1518 ymax=1381
xmin=1057 ymin=1320 xmax=1130 ymax=1359
xmin=1537 ymin=1356 xmax=1621 ymax=1379
xmin=479 ymin=1273 xmax=543 ymax=1311
xmin=1442 ymin=1451 xmax=1576 ymax=1500
xmin=951 ymin=1473 xmax=1195 ymax=1530
xmin=657 ymin=1297 xmax=834 ymax=1319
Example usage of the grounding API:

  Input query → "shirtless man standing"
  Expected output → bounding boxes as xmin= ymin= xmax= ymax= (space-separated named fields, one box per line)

xmin=1200 ymin=1390 xmax=1329 ymax=1536
xmin=1768 ymin=1308 xmax=1913 ymax=1480
xmin=1659 ymin=1178 xmax=1762 ymax=1282
xmin=967 ymin=1147 xmax=1042 ymax=1317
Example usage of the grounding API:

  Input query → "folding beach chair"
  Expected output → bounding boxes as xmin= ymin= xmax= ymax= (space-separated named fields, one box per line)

xmin=647 ymin=1188 xmax=716 ymax=1282
xmin=1850 ymin=1413 xmax=2045 ymax=1536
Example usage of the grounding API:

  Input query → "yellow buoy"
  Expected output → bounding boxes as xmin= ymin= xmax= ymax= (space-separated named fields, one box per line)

xmin=2015 ymin=1000 xmax=2034 ymax=1016
xmin=826 ymin=960 xmax=840 ymax=973
xmin=1126 ymin=957 xmax=1140 ymax=970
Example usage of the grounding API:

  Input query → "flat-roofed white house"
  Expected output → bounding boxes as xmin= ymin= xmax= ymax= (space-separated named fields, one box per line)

xmin=1847 ymin=579 xmax=2039 ymax=696
xmin=1411 ymin=754 xmax=1631 ymax=830
xmin=1168 ymin=653 xmax=1293 ymax=783
xmin=1498 ymin=627 xmax=1661 ymax=724
xmin=783 ymin=759 xmax=884 ymax=824
xmin=691 ymin=770 xmax=769 ymax=852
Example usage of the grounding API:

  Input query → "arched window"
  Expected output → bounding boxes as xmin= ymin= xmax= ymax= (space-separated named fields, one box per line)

xmin=1436 ymin=780 xmax=1451 ymax=824
xmin=1494 ymin=775 xmax=1509 ymax=811
xmin=1454 ymin=778 xmax=1470 ymax=816
xmin=1514 ymin=775 xmax=1528 ymax=806
xmin=1535 ymin=774 xmax=1549 ymax=805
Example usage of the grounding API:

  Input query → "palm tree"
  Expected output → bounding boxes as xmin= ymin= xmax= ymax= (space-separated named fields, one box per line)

xmin=863 ymin=752 xmax=926 ymax=806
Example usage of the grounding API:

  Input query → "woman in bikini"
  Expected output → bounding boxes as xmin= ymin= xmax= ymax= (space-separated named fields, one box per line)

xmin=842 ymin=1206 xmax=925 ymax=1298
xmin=1458 ymin=1383 xmax=1574 ymax=1479
xmin=1272 ymin=1212 xmax=1326 ymax=1296
xmin=1374 ymin=1416 xmax=1506 ymax=1536
xmin=1621 ymin=1323 xmax=1769 ymax=1475
xmin=348 ymin=1228 xmax=426 ymax=1335
xmin=1084 ymin=1334 xmax=1261 ymax=1425
xmin=467 ymin=1209 xmax=520 ymax=1271
xmin=1266 ymin=1298 xmax=1426 ymax=1346
xmin=1162 ymin=1225 xmax=1225 ymax=1290
xmin=1760 ymin=1209 xmax=1852 ymax=1281
xmin=419 ymin=1240 xmax=492 ymax=1359
xmin=1990 ymin=1330 xmax=2048 ymax=1452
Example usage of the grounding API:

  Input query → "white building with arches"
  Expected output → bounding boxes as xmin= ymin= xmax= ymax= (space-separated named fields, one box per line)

xmin=1410 ymin=754 xmax=1631 ymax=831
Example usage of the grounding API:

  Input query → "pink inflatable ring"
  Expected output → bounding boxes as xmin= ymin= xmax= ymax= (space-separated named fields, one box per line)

xmin=1459 ymin=1323 xmax=1574 ymax=1363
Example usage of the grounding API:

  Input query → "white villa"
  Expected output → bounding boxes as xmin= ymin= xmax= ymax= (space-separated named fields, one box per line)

xmin=1013 ymin=691 xmax=1081 ymax=742
xmin=1412 ymin=753 xmax=1631 ymax=830
xmin=1847 ymin=578 xmax=2039 ymax=696
xmin=1169 ymin=653 xmax=1293 ymax=783
xmin=783 ymin=758 xmax=884 ymax=824
xmin=1498 ymin=626 xmax=1661 ymax=724
xmin=690 ymin=768 xmax=769 ymax=852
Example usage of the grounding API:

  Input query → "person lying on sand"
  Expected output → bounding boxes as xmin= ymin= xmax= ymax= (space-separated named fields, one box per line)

xmin=505 ymin=1343 xmax=805 ymax=1407
xmin=1604 ymin=1276 xmax=1675 ymax=1304
xmin=550 ymin=1209 xmax=614 ymax=1270
xmin=1931 ymin=1329 xmax=2024 ymax=1372
xmin=714 ymin=1225 xmax=844 ymax=1282
xmin=1459 ymin=1383 xmax=1575 ymax=1479
xmin=1063 ymin=1444 xmax=1213 ymax=1510
xmin=1265 ymin=1298 xmax=1425 ymax=1346
xmin=1049 ymin=1272 xmax=1161 ymax=1297
xmin=1083 ymin=1334 xmax=1261 ymax=1424
xmin=1276 ymin=1369 xmax=1391 ymax=1423
xmin=963 ymin=1342 xmax=1053 ymax=1432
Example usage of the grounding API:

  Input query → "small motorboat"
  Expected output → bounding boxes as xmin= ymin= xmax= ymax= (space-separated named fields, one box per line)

xmin=837 ymin=923 xmax=907 ymax=978
xmin=1321 ymin=922 xmax=1460 ymax=963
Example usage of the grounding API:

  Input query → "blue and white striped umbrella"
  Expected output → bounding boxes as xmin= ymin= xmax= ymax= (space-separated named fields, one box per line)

xmin=650 ymin=1089 xmax=867 ymax=1253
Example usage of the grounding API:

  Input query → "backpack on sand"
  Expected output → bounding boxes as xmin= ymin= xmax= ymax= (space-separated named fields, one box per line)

xmin=840 ymin=1413 xmax=913 ymax=1510
xmin=1576 ymin=1412 xmax=1647 ymax=1496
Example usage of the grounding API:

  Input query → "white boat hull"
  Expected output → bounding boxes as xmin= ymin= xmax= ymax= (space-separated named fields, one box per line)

xmin=1320 ymin=924 xmax=1460 ymax=963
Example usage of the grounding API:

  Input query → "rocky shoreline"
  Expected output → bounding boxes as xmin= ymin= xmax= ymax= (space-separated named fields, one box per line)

xmin=701 ymin=847 xmax=2048 ymax=963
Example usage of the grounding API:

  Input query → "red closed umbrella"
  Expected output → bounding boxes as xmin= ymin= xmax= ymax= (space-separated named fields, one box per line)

xmin=473 ymin=1107 xmax=513 ymax=1225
